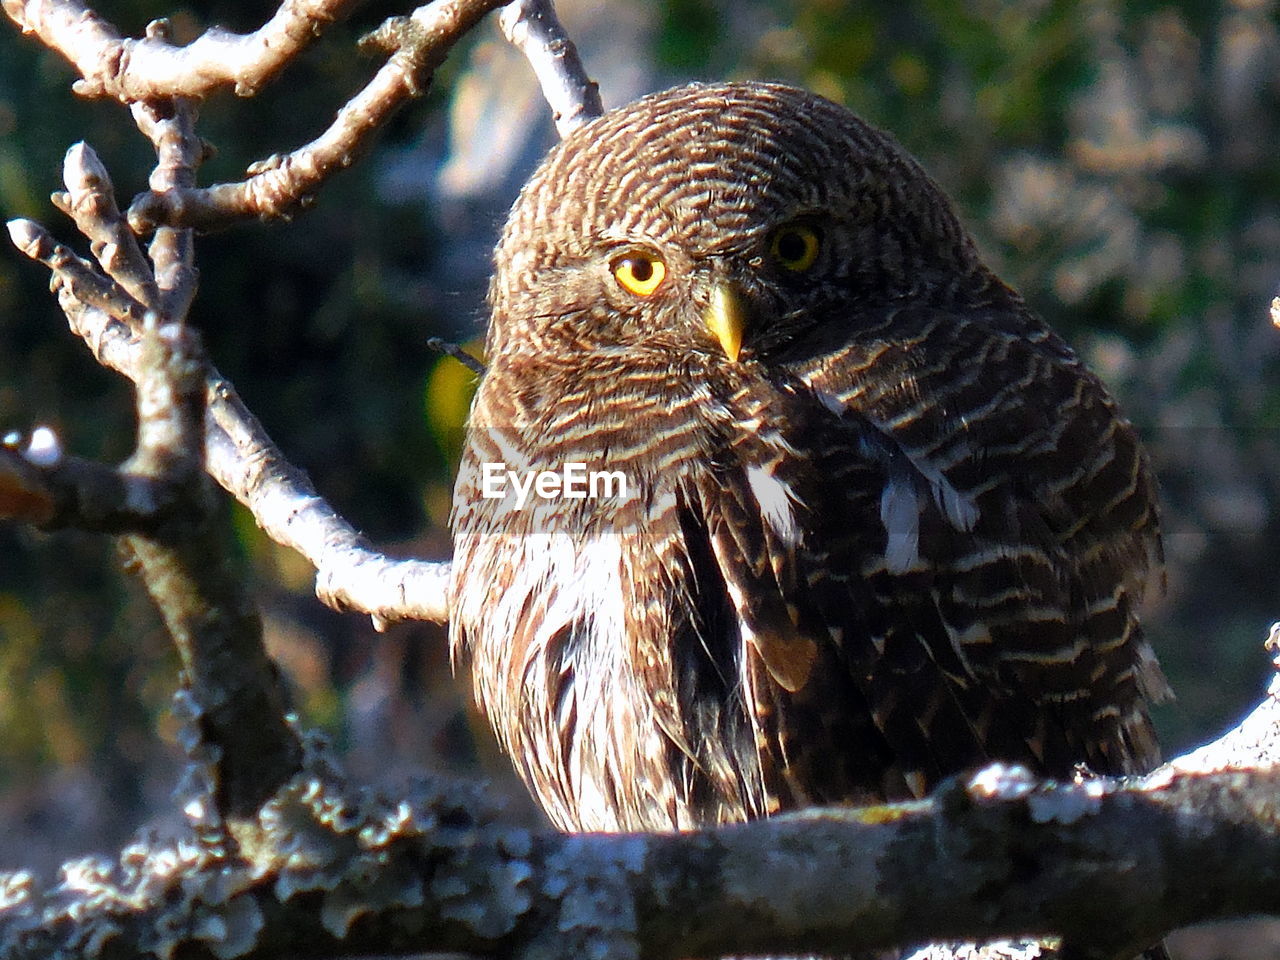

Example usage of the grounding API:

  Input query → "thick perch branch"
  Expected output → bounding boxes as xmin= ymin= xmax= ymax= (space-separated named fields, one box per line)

xmin=0 ymin=747 xmax=1278 ymax=960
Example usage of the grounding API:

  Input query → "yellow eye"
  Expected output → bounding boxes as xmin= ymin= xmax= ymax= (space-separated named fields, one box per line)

xmin=769 ymin=224 xmax=821 ymax=272
xmin=612 ymin=251 xmax=667 ymax=296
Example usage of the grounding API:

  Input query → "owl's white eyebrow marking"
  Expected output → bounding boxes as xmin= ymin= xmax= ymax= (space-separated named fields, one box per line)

xmin=747 ymin=465 xmax=801 ymax=547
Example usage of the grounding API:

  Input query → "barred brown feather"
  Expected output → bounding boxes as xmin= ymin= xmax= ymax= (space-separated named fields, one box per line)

xmin=449 ymin=81 xmax=1169 ymax=847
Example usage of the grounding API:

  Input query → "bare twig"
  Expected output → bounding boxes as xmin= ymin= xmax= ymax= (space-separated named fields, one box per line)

xmin=499 ymin=0 xmax=603 ymax=136
xmin=0 ymin=438 xmax=179 ymax=533
xmin=51 ymin=142 xmax=159 ymax=308
xmin=130 ymin=51 xmax=202 ymax=318
xmin=1 ymin=0 xmax=361 ymax=101
xmin=200 ymin=380 xmax=454 ymax=624
xmin=127 ymin=0 xmax=512 ymax=232
xmin=6 ymin=216 xmax=149 ymax=325
xmin=8 ymin=213 xmax=454 ymax=622
xmin=427 ymin=336 xmax=486 ymax=375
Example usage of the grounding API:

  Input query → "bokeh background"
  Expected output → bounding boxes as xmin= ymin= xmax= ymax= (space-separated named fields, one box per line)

xmin=2 ymin=0 xmax=1279 ymax=953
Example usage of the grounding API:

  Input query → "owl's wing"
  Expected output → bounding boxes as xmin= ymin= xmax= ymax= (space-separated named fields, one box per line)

xmin=690 ymin=372 xmax=1165 ymax=809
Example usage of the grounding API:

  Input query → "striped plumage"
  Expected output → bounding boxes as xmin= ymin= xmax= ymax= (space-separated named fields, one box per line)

xmin=449 ymin=82 xmax=1169 ymax=837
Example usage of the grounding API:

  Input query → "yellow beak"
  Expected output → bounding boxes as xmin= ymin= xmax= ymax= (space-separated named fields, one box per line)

xmin=704 ymin=282 xmax=746 ymax=363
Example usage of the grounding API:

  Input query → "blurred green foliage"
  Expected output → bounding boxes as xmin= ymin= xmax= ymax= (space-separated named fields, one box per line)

xmin=1 ymin=0 xmax=1278 ymax=874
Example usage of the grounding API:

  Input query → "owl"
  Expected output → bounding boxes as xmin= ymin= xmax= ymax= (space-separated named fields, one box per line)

xmin=448 ymin=82 xmax=1169 ymax=839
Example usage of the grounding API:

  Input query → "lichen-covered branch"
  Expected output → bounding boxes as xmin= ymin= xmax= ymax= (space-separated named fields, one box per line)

xmin=655 ymin=760 xmax=1280 ymax=960
xmin=1166 ymin=623 xmax=1280 ymax=774
xmin=1 ymin=737 xmax=1279 ymax=960
xmin=116 ymin=319 xmax=302 ymax=822
xmin=0 ymin=0 xmax=362 ymax=101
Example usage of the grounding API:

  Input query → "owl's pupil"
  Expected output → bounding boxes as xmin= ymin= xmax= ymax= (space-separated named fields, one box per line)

xmin=628 ymin=258 xmax=653 ymax=282
xmin=777 ymin=231 xmax=806 ymax=262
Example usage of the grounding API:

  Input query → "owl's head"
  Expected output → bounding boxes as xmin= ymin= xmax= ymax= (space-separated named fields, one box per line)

xmin=488 ymin=81 xmax=988 ymax=364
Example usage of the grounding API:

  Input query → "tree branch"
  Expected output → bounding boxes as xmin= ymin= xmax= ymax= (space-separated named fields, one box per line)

xmin=10 ymin=209 xmax=455 ymax=623
xmin=127 ymin=0 xmax=512 ymax=232
xmin=6 ymin=0 xmax=607 ymax=626
xmin=117 ymin=318 xmax=303 ymax=822
xmin=117 ymin=87 xmax=304 ymax=819
xmin=1 ymin=0 xmax=362 ymax=101
xmin=498 ymin=0 xmax=602 ymax=136
xmin=1 ymin=732 xmax=1278 ymax=960
xmin=7 ymin=120 xmax=305 ymax=819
